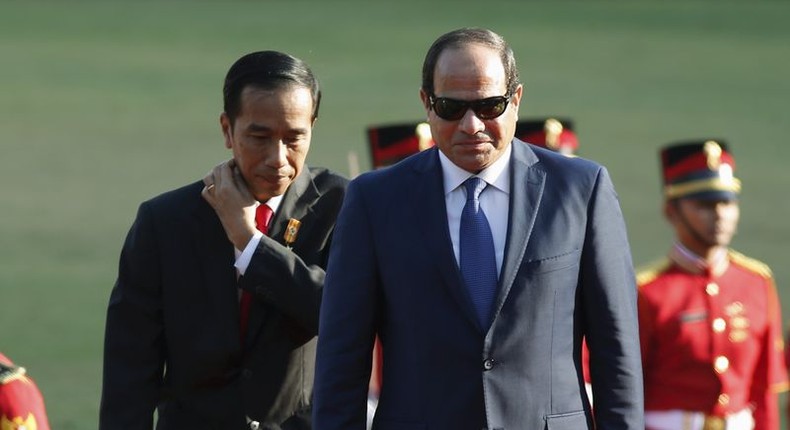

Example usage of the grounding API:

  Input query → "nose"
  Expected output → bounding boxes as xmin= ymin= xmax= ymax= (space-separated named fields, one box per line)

xmin=457 ymin=108 xmax=485 ymax=135
xmin=714 ymin=202 xmax=730 ymax=217
xmin=266 ymin=141 xmax=288 ymax=168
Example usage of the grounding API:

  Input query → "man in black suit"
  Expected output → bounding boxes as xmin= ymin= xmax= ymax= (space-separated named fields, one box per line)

xmin=100 ymin=51 xmax=347 ymax=429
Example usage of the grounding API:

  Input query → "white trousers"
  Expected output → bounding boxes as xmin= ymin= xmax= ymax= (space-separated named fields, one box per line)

xmin=645 ymin=409 xmax=754 ymax=430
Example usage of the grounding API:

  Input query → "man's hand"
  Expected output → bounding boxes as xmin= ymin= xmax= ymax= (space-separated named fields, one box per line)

xmin=201 ymin=159 xmax=258 ymax=250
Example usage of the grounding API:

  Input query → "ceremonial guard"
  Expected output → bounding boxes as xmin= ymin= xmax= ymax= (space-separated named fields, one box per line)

xmin=515 ymin=117 xmax=578 ymax=156
xmin=0 ymin=352 xmax=51 ymax=430
xmin=639 ymin=140 xmax=788 ymax=430
xmin=366 ymin=121 xmax=435 ymax=169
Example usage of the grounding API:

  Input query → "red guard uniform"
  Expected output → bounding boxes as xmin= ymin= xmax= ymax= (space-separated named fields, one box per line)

xmin=638 ymin=245 xmax=788 ymax=430
xmin=0 ymin=353 xmax=51 ymax=430
xmin=638 ymin=139 xmax=789 ymax=430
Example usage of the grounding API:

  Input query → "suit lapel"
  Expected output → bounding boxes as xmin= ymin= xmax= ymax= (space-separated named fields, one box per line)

xmin=413 ymin=149 xmax=481 ymax=331
xmin=492 ymin=141 xmax=545 ymax=322
xmin=244 ymin=169 xmax=320 ymax=347
xmin=269 ymin=169 xmax=320 ymax=244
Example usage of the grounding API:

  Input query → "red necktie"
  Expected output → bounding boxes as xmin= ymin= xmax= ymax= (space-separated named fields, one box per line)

xmin=240 ymin=204 xmax=273 ymax=342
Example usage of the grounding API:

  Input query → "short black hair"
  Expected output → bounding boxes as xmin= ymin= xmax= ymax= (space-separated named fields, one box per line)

xmin=223 ymin=50 xmax=321 ymax=124
xmin=421 ymin=28 xmax=520 ymax=97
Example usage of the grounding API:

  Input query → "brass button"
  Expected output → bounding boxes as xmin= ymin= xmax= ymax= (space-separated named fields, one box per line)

xmin=714 ymin=356 xmax=729 ymax=373
xmin=718 ymin=393 xmax=730 ymax=406
xmin=712 ymin=318 xmax=726 ymax=333
xmin=706 ymin=282 xmax=720 ymax=296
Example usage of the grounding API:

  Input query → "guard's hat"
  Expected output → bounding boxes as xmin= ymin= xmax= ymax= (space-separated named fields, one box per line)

xmin=516 ymin=117 xmax=578 ymax=155
xmin=660 ymin=139 xmax=741 ymax=201
xmin=367 ymin=122 xmax=434 ymax=169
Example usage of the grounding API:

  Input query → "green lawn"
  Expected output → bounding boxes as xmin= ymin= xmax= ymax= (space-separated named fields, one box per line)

xmin=1 ymin=1 xmax=789 ymax=428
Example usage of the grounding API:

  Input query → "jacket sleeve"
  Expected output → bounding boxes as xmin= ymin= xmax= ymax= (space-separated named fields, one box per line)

xmin=581 ymin=167 xmax=645 ymax=429
xmin=100 ymin=202 xmax=164 ymax=430
xmin=312 ymin=179 xmax=378 ymax=430
xmin=238 ymin=174 xmax=347 ymax=336
xmin=237 ymin=234 xmax=330 ymax=335
xmin=749 ymin=275 xmax=788 ymax=430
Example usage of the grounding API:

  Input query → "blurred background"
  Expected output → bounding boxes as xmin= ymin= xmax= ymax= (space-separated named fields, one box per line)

xmin=1 ymin=1 xmax=788 ymax=428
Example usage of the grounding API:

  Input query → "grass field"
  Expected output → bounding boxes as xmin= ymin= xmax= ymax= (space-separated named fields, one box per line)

xmin=1 ymin=1 xmax=789 ymax=428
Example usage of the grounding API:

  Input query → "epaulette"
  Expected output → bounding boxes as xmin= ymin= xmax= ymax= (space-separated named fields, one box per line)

xmin=0 ymin=362 xmax=26 ymax=385
xmin=635 ymin=258 xmax=672 ymax=287
xmin=728 ymin=250 xmax=773 ymax=279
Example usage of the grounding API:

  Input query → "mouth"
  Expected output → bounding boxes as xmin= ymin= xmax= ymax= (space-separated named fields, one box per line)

xmin=456 ymin=140 xmax=492 ymax=150
xmin=258 ymin=173 xmax=291 ymax=186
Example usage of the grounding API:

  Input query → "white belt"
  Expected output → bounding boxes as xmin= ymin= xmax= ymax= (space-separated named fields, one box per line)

xmin=645 ymin=409 xmax=754 ymax=430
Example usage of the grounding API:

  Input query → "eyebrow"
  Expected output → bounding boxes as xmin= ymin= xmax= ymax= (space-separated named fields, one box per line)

xmin=246 ymin=123 xmax=309 ymax=134
xmin=245 ymin=124 xmax=272 ymax=133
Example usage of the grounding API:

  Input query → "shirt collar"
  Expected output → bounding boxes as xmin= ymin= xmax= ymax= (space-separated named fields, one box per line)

xmin=258 ymin=193 xmax=284 ymax=214
xmin=439 ymin=142 xmax=512 ymax=196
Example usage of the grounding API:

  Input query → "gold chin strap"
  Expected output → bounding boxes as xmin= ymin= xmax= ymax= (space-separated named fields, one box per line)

xmin=664 ymin=177 xmax=741 ymax=200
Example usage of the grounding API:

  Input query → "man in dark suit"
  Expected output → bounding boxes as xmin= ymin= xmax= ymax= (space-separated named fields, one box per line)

xmin=313 ymin=28 xmax=643 ymax=429
xmin=100 ymin=51 xmax=347 ymax=429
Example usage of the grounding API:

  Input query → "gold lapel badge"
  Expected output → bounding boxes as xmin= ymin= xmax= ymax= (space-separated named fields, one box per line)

xmin=284 ymin=218 xmax=302 ymax=249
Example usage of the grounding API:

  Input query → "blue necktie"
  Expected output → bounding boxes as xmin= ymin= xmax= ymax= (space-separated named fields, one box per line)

xmin=459 ymin=177 xmax=498 ymax=329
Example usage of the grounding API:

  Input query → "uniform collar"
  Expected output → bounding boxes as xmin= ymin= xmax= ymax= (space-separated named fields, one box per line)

xmin=669 ymin=242 xmax=729 ymax=277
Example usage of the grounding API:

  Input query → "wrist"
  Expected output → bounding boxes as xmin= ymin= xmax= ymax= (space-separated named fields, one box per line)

xmin=231 ymin=227 xmax=258 ymax=251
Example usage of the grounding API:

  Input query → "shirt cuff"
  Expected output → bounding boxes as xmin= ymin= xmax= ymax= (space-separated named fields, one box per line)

xmin=235 ymin=231 xmax=264 ymax=276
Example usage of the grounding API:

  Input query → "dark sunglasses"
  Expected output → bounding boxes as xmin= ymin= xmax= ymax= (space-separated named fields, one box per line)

xmin=429 ymin=94 xmax=511 ymax=121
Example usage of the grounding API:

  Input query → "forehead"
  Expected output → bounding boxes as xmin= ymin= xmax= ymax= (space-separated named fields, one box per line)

xmin=238 ymin=84 xmax=314 ymax=120
xmin=679 ymin=197 xmax=739 ymax=207
xmin=433 ymin=44 xmax=506 ymax=96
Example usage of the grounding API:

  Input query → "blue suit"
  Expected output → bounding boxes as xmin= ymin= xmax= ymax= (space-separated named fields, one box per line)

xmin=314 ymin=140 xmax=643 ymax=429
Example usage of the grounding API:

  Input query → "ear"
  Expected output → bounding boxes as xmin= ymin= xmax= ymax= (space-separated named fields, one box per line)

xmin=419 ymin=88 xmax=431 ymax=115
xmin=663 ymin=199 xmax=676 ymax=223
xmin=511 ymin=84 xmax=524 ymax=110
xmin=220 ymin=112 xmax=233 ymax=149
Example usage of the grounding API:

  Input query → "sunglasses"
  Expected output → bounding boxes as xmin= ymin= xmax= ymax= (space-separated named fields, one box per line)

xmin=429 ymin=94 xmax=511 ymax=121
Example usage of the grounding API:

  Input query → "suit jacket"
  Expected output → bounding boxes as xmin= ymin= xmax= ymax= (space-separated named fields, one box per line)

xmin=313 ymin=141 xmax=643 ymax=430
xmin=101 ymin=167 xmax=347 ymax=430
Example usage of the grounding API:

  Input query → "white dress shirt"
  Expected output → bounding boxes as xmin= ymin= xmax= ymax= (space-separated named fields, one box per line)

xmin=439 ymin=143 xmax=511 ymax=276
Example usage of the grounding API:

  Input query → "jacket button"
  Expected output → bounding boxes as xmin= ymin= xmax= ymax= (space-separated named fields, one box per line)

xmin=714 ymin=356 xmax=729 ymax=373
xmin=483 ymin=358 xmax=495 ymax=371
xmin=242 ymin=368 xmax=253 ymax=379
